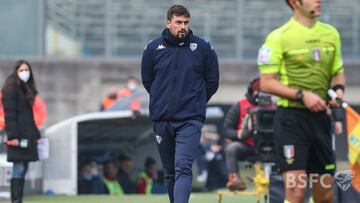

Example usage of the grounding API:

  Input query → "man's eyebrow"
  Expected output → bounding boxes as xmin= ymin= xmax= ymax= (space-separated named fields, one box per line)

xmin=175 ymin=20 xmax=189 ymax=23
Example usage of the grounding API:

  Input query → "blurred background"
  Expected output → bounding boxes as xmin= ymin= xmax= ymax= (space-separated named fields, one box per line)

xmin=0 ymin=0 xmax=359 ymax=201
xmin=0 ymin=0 xmax=359 ymax=125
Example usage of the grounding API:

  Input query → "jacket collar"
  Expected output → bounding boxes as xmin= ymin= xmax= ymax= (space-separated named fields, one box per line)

xmin=162 ymin=28 xmax=192 ymax=46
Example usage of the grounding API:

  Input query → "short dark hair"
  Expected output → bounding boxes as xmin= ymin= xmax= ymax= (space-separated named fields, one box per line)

xmin=145 ymin=157 xmax=156 ymax=169
xmin=167 ymin=4 xmax=190 ymax=20
xmin=117 ymin=153 xmax=131 ymax=162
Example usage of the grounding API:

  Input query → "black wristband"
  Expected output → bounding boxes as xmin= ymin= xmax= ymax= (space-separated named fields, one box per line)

xmin=332 ymin=84 xmax=345 ymax=92
xmin=294 ymin=90 xmax=303 ymax=102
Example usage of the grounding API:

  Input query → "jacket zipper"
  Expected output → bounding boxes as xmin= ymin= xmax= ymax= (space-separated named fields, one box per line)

xmin=169 ymin=46 xmax=179 ymax=117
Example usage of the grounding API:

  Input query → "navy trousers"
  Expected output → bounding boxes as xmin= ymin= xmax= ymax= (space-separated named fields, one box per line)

xmin=153 ymin=120 xmax=203 ymax=203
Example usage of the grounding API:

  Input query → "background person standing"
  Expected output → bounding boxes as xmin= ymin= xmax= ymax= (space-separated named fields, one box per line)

xmin=2 ymin=60 xmax=42 ymax=203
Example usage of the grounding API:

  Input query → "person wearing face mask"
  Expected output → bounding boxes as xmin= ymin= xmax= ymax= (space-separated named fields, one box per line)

xmin=78 ymin=159 xmax=105 ymax=194
xmin=141 ymin=4 xmax=219 ymax=203
xmin=1 ymin=60 xmax=41 ymax=203
xmin=258 ymin=0 xmax=345 ymax=202
xmin=117 ymin=77 xmax=138 ymax=99
xmin=100 ymin=77 xmax=141 ymax=111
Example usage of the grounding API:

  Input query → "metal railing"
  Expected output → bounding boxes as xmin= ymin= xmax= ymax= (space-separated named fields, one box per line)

xmin=5 ymin=0 xmax=360 ymax=59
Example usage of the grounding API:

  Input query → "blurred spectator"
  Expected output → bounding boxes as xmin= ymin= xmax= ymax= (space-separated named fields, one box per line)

xmin=117 ymin=154 xmax=136 ymax=194
xmin=100 ymin=87 xmax=118 ymax=111
xmin=195 ymin=142 xmax=208 ymax=183
xmin=78 ymin=160 xmax=105 ymax=194
xmin=196 ymin=128 xmax=227 ymax=191
xmin=137 ymin=157 xmax=157 ymax=194
xmin=151 ymin=170 xmax=167 ymax=194
xmin=100 ymin=77 xmax=140 ymax=111
xmin=102 ymin=160 xmax=123 ymax=195
xmin=117 ymin=77 xmax=139 ymax=99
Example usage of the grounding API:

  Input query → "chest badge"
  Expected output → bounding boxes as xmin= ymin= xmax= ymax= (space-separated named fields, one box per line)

xmin=190 ymin=43 xmax=197 ymax=51
xmin=312 ymin=48 xmax=321 ymax=62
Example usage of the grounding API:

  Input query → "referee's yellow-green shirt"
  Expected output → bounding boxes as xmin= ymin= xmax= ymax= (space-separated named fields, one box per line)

xmin=258 ymin=17 xmax=344 ymax=108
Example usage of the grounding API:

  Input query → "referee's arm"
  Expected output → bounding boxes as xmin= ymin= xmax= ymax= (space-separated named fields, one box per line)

xmin=260 ymin=73 xmax=327 ymax=112
xmin=331 ymin=72 xmax=345 ymax=99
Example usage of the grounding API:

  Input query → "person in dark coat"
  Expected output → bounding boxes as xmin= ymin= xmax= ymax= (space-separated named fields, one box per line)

xmin=2 ymin=60 xmax=41 ymax=203
xmin=141 ymin=5 xmax=219 ymax=203
xmin=117 ymin=154 xmax=136 ymax=194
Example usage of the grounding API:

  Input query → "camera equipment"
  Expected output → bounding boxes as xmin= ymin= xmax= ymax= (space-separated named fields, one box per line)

xmin=255 ymin=92 xmax=273 ymax=107
xmin=247 ymin=107 xmax=277 ymax=179
xmin=242 ymin=94 xmax=277 ymax=165
xmin=253 ymin=108 xmax=276 ymax=163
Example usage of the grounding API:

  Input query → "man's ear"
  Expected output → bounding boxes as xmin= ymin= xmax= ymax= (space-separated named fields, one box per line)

xmin=166 ymin=20 xmax=170 ymax=29
xmin=293 ymin=0 xmax=302 ymax=8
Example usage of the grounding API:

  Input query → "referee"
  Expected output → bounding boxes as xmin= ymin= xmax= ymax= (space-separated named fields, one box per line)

xmin=258 ymin=0 xmax=345 ymax=202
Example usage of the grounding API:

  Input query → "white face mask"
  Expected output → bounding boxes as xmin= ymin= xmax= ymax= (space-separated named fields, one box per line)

xmin=18 ymin=71 xmax=30 ymax=83
xmin=128 ymin=82 xmax=137 ymax=90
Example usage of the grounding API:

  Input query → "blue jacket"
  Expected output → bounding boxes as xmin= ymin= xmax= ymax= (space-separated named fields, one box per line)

xmin=141 ymin=29 xmax=219 ymax=122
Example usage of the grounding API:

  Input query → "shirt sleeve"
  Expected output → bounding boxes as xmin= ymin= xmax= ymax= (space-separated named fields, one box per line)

xmin=257 ymin=32 xmax=283 ymax=74
xmin=223 ymin=102 xmax=240 ymax=141
xmin=331 ymin=29 xmax=344 ymax=75
xmin=204 ymin=44 xmax=219 ymax=102
xmin=141 ymin=42 xmax=154 ymax=93
xmin=2 ymin=86 xmax=19 ymax=139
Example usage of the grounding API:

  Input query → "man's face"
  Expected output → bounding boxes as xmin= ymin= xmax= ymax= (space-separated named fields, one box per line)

xmin=166 ymin=15 xmax=190 ymax=39
xmin=104 ymin=162 xmax=118 ymax=179
xmin=120 ymin=160 xmax=133 ymax=175
xmin=295 ymin=0 xmax=322 ymax=18
xmin=147 ymin=164 xmax=157 ymax=178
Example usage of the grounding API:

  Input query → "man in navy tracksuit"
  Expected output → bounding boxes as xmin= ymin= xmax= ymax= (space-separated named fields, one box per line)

xmin=141 ymin=5 xmax=219 ymax=203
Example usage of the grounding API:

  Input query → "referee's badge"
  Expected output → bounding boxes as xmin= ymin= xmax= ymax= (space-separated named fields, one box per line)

xmin=257 ymin=47 xmax=271 ymax=65
xmin=283 ymin=145 xmax=295 ymax=165
xmin=312 ymin=48 xmax=321 ymax=62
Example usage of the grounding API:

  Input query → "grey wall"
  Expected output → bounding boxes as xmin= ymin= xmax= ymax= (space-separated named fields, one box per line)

xmin=0 ymin=58 xmax=359 ymax=126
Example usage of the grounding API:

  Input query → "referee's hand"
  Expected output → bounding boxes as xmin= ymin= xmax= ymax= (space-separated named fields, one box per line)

xmin=328 ymin=89 xmax=344 ymax=107
xmin=302 ymin=91 xmax=327 ymax=112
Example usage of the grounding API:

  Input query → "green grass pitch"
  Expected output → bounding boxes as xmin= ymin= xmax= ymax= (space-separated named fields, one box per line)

xmin=0 ymin=193 xmax=259 ymax=203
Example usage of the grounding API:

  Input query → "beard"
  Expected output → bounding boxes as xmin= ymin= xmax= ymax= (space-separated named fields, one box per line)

xmin=177 ymin=29 xmax=188 ymax=39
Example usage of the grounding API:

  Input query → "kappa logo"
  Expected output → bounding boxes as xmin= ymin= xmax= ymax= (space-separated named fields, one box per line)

xmin=156 ymin=44 xmax=166 ymax=50
xmin=155 ymin=135 xmax=163 ymax=144
xmin=190 ymin=43 xmax=197 ymax=51
xmin=335 ymin=170 xmax=355 ymax=191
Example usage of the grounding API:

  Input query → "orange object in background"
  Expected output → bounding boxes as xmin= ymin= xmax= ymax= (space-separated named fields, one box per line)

xmin=343 ymin=103 xmax=360 ymax=192
xmin=0 ymin=93 xmax=47 ymax=129
xmin=0 ymin=92 xmax=5 ymax=129
xmin=130 ymin=98 xmax=141 ymax=111
xmin=32 ymin=96 xmax=47 ymax=127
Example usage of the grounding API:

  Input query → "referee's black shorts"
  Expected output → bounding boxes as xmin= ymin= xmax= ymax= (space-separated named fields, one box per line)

xmin=274 ymin=107 xmax=335 ymax=175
